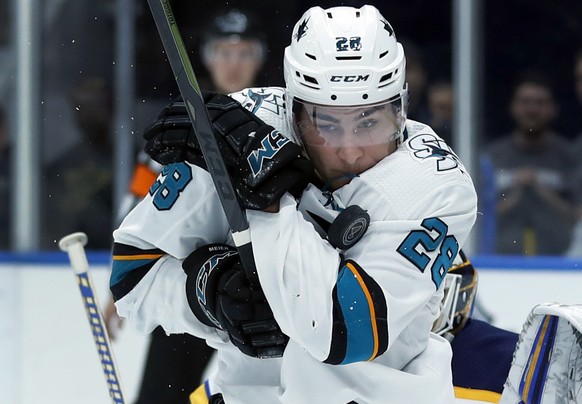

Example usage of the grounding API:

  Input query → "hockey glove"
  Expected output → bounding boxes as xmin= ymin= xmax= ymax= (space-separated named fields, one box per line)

xmin=143 ymin=94 xmax=314 ymax=210
xmin=183 ymin=244 xmax=288 ymax=358
xmin=142 ymin=100 xmax=205 ymax=166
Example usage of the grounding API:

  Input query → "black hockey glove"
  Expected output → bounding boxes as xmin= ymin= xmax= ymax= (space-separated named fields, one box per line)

xmin=183 ymin=244 xmax=288 ymax=358
xmin=143 ymin=94 xmax=315 ymax=210
xmin=142 ymin=99 xmax=204 ymax=166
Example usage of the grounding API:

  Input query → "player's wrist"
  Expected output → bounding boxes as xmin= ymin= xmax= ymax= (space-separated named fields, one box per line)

xmin=262 ymin=202 xmax=280 ymax=213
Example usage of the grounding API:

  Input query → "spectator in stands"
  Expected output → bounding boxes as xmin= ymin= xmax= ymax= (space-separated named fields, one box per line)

xmin=0 ymin=106 xmax=9 ymax=249
xmin=566 ymin=50 xmax=582 ymax=256
xmin=482 ymin=71 xmax=580 ymax=255
xmin=426 ymin=80 xmax=454 ymax=145
xmin=42 ymin=76 xmax=114 ymax=250
xmin=402 ymin=40 xmax=430 ymax=124
xmin=570 ymin=50 xmax=582 ymax=157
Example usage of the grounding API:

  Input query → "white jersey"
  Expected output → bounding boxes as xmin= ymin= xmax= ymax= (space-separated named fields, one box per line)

xmin=111 ymin=87 xmax=477 ymax=404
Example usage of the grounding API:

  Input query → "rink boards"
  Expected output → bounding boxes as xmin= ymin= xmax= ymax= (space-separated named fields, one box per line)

xmin=0 ymin=252 xmax=580 ymax=404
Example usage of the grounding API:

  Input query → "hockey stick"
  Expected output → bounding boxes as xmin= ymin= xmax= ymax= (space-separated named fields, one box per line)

xmin=58 ymin=232 xmax=125 ymax=404
xmin=146 ymin=0 xmax=260 ymax=287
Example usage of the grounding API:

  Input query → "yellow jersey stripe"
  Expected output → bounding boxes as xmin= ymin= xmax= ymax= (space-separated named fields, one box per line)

xmin=454 ymin=386 xmax=501 ymax=402
xmin=521 ymin=315 xmax=550 ymax=401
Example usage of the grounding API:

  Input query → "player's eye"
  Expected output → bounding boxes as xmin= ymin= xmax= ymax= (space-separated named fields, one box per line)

xmin=356 ymin=119 xmax=378 ymax=131
xmin=317 ymin=123 xmax=342 ymax=134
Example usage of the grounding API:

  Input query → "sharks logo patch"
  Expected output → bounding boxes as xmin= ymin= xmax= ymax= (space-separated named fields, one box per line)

xmin=237 ymin=88 xmax=285 ymax=118
xmin=407 ymin=133 xmax=464 ymax=173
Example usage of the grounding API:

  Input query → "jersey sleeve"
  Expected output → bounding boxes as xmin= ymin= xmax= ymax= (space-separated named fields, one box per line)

xmin=114 ymin=162 xmax=230 ymax=257
xmin=110 ymin=161 xmax=231 ymax=341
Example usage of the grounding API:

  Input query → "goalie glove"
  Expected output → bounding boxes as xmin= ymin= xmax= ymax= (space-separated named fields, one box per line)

xmin=183 ymin=244 xmax=288 ymax=358
xmin=143 ymin=92 xmax=315 ymax=210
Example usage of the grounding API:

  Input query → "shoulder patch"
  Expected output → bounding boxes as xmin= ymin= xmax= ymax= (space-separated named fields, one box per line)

xmin=406 ymin=133 xmax=465 ymax=174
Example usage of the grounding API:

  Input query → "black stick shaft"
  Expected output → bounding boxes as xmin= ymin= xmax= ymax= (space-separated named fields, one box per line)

xmin=146 ymin=0 xmax=259 ymax=286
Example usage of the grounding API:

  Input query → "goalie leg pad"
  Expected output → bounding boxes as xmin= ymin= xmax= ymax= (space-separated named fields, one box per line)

xmin=500 ymin=303 xmax=582 ymax=403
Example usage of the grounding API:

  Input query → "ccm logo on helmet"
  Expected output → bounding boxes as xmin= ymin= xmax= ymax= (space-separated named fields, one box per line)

xmin=330 ymin=75 xmax=370 ymax=83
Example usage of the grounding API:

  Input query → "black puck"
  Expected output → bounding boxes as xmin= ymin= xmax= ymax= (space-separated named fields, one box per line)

xmin=327 ymin=205 xmax=370 ymax=250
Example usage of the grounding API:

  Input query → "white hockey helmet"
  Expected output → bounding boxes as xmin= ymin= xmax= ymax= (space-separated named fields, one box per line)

xmin=284 ymin=5 xmax=408 ymax=146
xmin=284 ymin=5 xmax=407 ymax=106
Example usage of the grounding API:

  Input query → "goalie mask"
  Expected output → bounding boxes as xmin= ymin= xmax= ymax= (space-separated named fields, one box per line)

xmin=432 ymin=251 xmax=478 ymax=338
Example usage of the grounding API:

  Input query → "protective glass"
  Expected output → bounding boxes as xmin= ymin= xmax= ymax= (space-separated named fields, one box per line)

xmin=292 ymin=97 xmax=406 ymax=148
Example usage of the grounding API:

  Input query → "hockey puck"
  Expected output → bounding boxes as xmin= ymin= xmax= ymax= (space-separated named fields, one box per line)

xmin=327 ymin=205 xmax=370 ymax=250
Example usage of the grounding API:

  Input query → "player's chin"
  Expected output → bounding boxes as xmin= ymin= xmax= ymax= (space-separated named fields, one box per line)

xmin=326 ymin=172 xmax=357 ymax=189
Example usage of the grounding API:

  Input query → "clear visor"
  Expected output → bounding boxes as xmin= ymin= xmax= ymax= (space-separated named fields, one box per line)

xmin=292 ymin=97 xmax=406 ymax=148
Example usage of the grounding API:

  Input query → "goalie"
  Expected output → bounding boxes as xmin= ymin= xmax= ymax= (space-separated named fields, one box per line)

xmin=432 ymin=253 xmax=518 ymax=402
xmin=432 ymin=254 xmax=582 ymax=404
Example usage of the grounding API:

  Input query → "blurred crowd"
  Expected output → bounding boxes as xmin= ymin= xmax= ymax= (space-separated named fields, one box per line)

xmin=1 ymin=0 xmax=582 ymax=257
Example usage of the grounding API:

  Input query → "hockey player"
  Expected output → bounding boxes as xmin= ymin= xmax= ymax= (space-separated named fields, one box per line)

xmin=111 ymin=5 xmax=477 ymax=403
xmin=201 ymin=8 xmax=267 ymax=94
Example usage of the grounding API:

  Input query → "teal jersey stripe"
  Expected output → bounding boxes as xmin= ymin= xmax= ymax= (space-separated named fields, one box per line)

xmin=336 ymin=264 xmax=375 ymax=364
xmin=110 ymin=258 xmax=158 ymax=287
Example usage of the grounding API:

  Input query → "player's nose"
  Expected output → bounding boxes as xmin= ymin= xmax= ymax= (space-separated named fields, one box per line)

xmin=337 ymin=145 xmax=363 ymax=165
